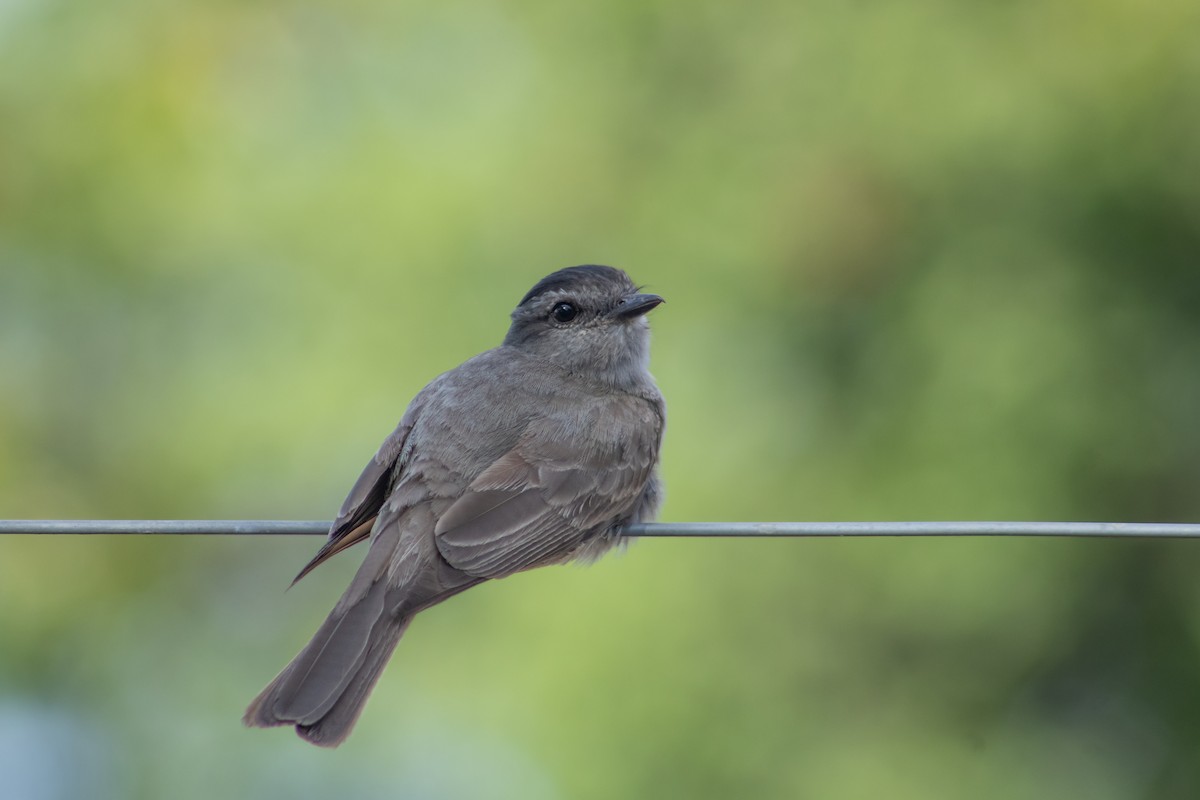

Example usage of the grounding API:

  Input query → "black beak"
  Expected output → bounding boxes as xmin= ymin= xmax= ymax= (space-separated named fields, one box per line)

xmin=612 ymin=292 xmax=664 ymax=319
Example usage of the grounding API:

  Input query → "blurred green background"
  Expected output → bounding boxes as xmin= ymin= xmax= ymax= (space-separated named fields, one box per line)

xmin=2 ymin=0 xmax=1200 ymax=797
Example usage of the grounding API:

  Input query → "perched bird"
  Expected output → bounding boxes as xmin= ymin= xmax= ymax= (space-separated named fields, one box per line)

xmin=244 ymin=265 xmax=665 ymax=746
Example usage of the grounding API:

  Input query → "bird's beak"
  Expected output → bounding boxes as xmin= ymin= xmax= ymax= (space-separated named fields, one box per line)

xmin=612 ymin=292 xmax=665 ymax=319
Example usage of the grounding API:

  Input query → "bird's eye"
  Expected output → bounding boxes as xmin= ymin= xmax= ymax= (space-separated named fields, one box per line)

xmin=551 ymin=302 xmax=578 ymax=323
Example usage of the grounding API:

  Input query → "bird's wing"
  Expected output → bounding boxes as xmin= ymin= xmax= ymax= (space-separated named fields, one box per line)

xmin=291 ymin=411 xmax=419 ymax=585
xmin=434 ymin=402 xmax=662 ymax=579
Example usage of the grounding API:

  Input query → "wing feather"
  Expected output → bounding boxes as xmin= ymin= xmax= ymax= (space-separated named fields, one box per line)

xmin=292 ymin=409 xmax=420 ymax=584
xmin=434 ymin=402 xmax=661 ymax=579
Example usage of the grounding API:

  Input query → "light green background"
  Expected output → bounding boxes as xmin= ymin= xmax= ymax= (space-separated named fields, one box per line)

xmin=2 ymin=1 xmax=1199 ymax=797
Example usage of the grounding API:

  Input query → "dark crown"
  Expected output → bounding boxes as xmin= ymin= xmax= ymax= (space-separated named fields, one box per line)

xmin=518 ymin=265 xmax=632 ymax=307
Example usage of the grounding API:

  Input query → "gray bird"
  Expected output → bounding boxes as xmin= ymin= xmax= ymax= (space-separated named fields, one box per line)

xmin=244 ymin=265 xmax=665 ymax=747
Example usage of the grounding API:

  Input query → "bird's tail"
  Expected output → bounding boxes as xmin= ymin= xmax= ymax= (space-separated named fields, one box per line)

xmin=243 ymin=576 xmax=412 ymax=747
xmin=246 ymin=508 xmax=482 ymax=747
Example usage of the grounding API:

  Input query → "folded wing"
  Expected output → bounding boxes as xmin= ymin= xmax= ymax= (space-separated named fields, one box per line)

xmin=434 ymin=407 xmax=660 ymax=579
xmin=292 ymin=410 xmax=419 ymax=584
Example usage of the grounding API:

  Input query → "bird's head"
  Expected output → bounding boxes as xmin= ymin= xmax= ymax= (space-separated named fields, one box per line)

xmin=504 ymin=265 xmax=663 ymax=388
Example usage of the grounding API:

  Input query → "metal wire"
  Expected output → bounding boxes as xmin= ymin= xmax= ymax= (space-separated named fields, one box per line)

xmin=2 ymin=520 xmax=1200 ymax=538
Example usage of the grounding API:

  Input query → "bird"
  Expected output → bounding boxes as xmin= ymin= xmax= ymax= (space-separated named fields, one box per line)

xmin=244 ymin=265 xmax=665 ymax=747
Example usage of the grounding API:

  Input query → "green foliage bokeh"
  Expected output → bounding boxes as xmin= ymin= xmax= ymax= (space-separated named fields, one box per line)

xmin=2 ymin=1 xmax=1199 ymax=798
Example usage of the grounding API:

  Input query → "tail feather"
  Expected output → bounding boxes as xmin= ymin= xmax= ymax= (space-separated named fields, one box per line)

xmin=246 ymin=504 xmax=482 ymax=747
xmin=296 ymin=616 xmax=410 ymax=746
xmin=243 ymin=578 xmax=409 ymax=745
